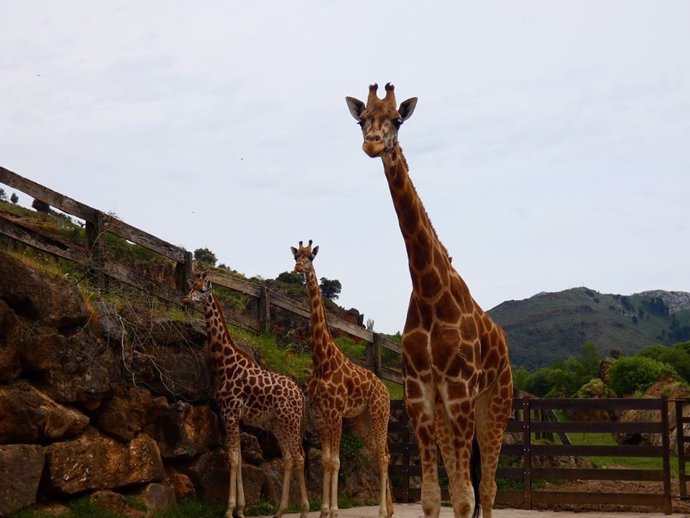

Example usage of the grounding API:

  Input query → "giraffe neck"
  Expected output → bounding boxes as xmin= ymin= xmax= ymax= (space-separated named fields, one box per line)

xmin=304 ymin=267 xmax=340 ymax=365
xmin=382 ymin=145 xmax=453 ymax=295
xmin=203 ymin=292 xmax=254 ymax=375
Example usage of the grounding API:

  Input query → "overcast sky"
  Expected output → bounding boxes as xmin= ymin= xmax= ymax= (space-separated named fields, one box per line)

xmin=1 ymin=1 xmax=689 ymax=334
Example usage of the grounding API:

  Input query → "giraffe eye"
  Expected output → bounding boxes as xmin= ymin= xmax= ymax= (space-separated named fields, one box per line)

xmin=357 ymin=120 xmax=364 ymax=127
xmin=393 ymin=118 xmax=403 ymax=129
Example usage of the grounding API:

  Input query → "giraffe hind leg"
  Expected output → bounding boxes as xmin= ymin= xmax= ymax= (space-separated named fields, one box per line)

xmin=474 ymin=369 xmax=512 ymax=518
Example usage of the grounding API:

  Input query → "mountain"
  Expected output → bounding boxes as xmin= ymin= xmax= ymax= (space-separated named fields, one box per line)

xmin=488 ymin=287 xmax=690 ymax=371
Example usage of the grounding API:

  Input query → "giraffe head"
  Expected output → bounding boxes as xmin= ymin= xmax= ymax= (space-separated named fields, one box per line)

xmin=180 ymin=271 xmax=212 ymax=304
xmin=291 ymin=240 xmax=319 ymax=274
xmin=345 ymin=82 xmax=417 ymax=158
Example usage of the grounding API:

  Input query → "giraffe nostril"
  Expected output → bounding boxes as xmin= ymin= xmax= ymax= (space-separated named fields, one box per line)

xmin=366 ymin=134 xmax=382 ymax=143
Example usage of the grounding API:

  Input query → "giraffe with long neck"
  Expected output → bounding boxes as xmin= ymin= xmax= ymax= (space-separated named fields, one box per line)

xmin=291 ymin=241 xmax=393 ymax=518
xmin=346 ymin=84 xmax=513 ymax=518
xmin=181 ymin=272 xmax=309 ymax=518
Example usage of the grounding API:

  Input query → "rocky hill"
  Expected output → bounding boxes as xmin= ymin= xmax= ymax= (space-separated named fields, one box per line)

xmin=0 ymin=250 xmax=381 ymax=517
xmin=489 ymin=287 xmax=690 ymax=370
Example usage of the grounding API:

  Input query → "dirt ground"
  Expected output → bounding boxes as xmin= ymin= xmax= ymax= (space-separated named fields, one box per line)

xmin=266 ymin=504 xmax=684 ymax=518
xmin=264 ymin=479 xmax=689 ymax=518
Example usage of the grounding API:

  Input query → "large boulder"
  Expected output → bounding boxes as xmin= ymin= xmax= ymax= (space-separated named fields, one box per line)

xmin=138 ymin=483 xmax=177 ymax=514
xmin=181 ymin=450 xmax=266 ymax=506
xmin=146 ymin=400 xmax=220 ymax=459
xmin=0 ymin=444 xmax=45 ymax=516
xmin=96 ymin=384 xmax=158 ymax=442
xmin=0 ymin=382 xmax=89 ymax=444
xmin=40 ymin=328 xmax=116 ymax=407
xmin=615 ymin=373 xmax=690 ymax=451
xmin=45 ymin=428 xmax=164 ymax=494
xmin=0 ymin=250 xmax=88 ymax=329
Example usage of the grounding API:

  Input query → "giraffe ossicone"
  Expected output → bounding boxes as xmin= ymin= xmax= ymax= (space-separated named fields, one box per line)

xmin=181 ymin=272 xmax=309 ymax=518
xmin=345 ymin=84 xmax=513 ymax=518
xmin=291 ymin=241 xmax=394 ymax=518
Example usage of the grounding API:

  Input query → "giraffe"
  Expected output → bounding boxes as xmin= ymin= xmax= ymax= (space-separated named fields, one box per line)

xmin=181 ymin=272 xmax=309 ymax=518
xmin=291 ymin=240 xmax=393 ymax=518
xmin=345 ymin=84 xmax=513 ymax=518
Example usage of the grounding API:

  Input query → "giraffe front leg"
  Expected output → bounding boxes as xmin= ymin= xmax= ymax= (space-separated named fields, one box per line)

xmin=319 ymin=427 xmax=333 ymax=518
xmin=225 ymin=421 xmax=242 ymax=518
xmin=328 ymin=424 xmax=342 ymax=518
xmin=406 ymin=399 xmax=441 ymax=518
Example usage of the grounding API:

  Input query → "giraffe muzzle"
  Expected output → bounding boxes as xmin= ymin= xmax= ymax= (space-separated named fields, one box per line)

xmin=363 ymin=140 xmax=385 ymax=158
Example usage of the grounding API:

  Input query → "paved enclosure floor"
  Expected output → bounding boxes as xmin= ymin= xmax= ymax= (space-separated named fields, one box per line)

xmin=262 ymin=504 xmax=687 ymax=518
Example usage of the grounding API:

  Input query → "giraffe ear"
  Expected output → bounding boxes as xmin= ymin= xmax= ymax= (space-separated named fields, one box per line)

xmin=290 ymin=246 xmax=298 ymax=258
xmin=345 ymin=97 xmax=365 ymax=121
xmin=311 ymin=246 xmax=319 ymax=259
xmin=398 ymin=97 xmax=418 ymax=122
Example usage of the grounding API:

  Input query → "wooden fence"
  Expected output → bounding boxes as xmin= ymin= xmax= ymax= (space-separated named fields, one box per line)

xmin=0 ymin=166 xmax=402 ymax=384
xmin=389 ymin=396 xmax=673 ymax=514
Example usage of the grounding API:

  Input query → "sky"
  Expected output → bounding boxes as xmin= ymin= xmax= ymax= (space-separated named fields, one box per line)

xmin=1 ymin=1 xmax=689 ymax=334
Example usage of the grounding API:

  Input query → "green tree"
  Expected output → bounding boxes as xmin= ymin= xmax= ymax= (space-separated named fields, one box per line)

xmin=0 ymin=188 xmax=6 ymax=201
xmin=32 ymin=198 xmax=51 ymax=213
xmin=194 ymin=247 xmax=217 ymax=266
xmin=609 ymin=356 xmax=676 ymax=396
xmin=577 ymin=341 xmax=601 ymax=380
xmin=511 ymin=367 xmax=530 ymax=392
xmin=10 ymin=192 xmax=18 ymax=204
xmin=640 ymin=343 xmax=690 ymax=385
xmin=319 ymin=277 xmax=341 ymax=300
xmin=276 ymin=271 xmax=304 ymax=285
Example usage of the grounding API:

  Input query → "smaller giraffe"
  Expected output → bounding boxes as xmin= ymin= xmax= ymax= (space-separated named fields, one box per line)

xmin=291 ymin=240 xmax=393 ymax=518
xmin=182 ymin=272 xmax=309 ymax=518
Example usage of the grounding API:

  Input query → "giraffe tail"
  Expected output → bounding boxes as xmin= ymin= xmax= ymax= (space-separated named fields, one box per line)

xmin=470 ymin=435 xmax=481 ymax=518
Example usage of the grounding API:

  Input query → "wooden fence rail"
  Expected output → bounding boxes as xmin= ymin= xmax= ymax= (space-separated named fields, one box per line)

xmin=0 ymin=166 xmax=402 ymax=384
xmin=389 ymin=396 xmax=673 ymax=514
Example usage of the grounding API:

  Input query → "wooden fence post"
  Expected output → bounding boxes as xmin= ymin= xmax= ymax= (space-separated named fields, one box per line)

xmin=175 ymin=250 xmax=193 ymax=292
xmin=522 ymin=397 xmax=532 ymax=509
xmin=85 ymin=210 xmax=105 ymax=289
xmin=258 ymin=286 xmax=271 ymax=334
xmin=661 ymin=395 xmax=672 ymax=514
xmin=677 ymin=399 xmax=687 ymax=498
xmin=367 ymin=333 xmax=382 ymax=377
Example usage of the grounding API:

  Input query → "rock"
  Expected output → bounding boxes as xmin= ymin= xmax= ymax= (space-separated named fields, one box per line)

xmin=139 ymin=483 xmax=177 ymax=513
xmin=181 ymin=450 xmax=229 ymax=503
xmin=90 ymin=490 xmax=129 ymax=515
xmin=181 ymin=449 xmax=266 ymax=505
xmin=45 ymin=429 xmax=164 ymax=494
xmin=615 ymin=373 xmax=690 ymax=451
xmin=166 ymin=467 xmax=197 ymax=499
xmin=0 ymin=250 xmax=88 ymax=329
xmin=146 ymin=400 xmax=220 ymax=458
xmin=96 ymin=384 xmax=156 ymax=442
xmin=126 ymin=344 xmax=210 ymax=402
xmin=0 ymin=300 xmax=20 ymax=382
xmin=0 ymin=382 xmax=89 ymax=443
xmin=41 ymin=328 xmax=116 ymax=406
xmin=241 ymin=431 xmax=265 ymax=464
xmin=0 ymin=444 xmax=45 ymax=516
xmin=262 ymin=458 xmax=308 ymax=509
xmin=18 ymin=325 xmax=66 ymax=373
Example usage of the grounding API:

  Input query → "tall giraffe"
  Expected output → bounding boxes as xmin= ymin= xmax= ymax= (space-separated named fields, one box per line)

xmin=181 ymin=272 xmax=309 ymax=518
xmin=291 ymin=241 xmax=393 ymax=518
xmin=345 ymin=84 xmax=513 ymax=518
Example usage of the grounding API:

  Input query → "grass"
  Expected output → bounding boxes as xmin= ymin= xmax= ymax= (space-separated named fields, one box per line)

xmin=568 ymin=431 xmax=677 ymax=475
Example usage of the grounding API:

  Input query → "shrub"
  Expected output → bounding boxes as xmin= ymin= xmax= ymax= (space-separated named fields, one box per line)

xmin=609 ymin=356 xmax=677 ymax=396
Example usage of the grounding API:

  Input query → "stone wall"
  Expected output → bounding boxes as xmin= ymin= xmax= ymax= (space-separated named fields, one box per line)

xmin=0 ymin=251 xmax=379 ymax=516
